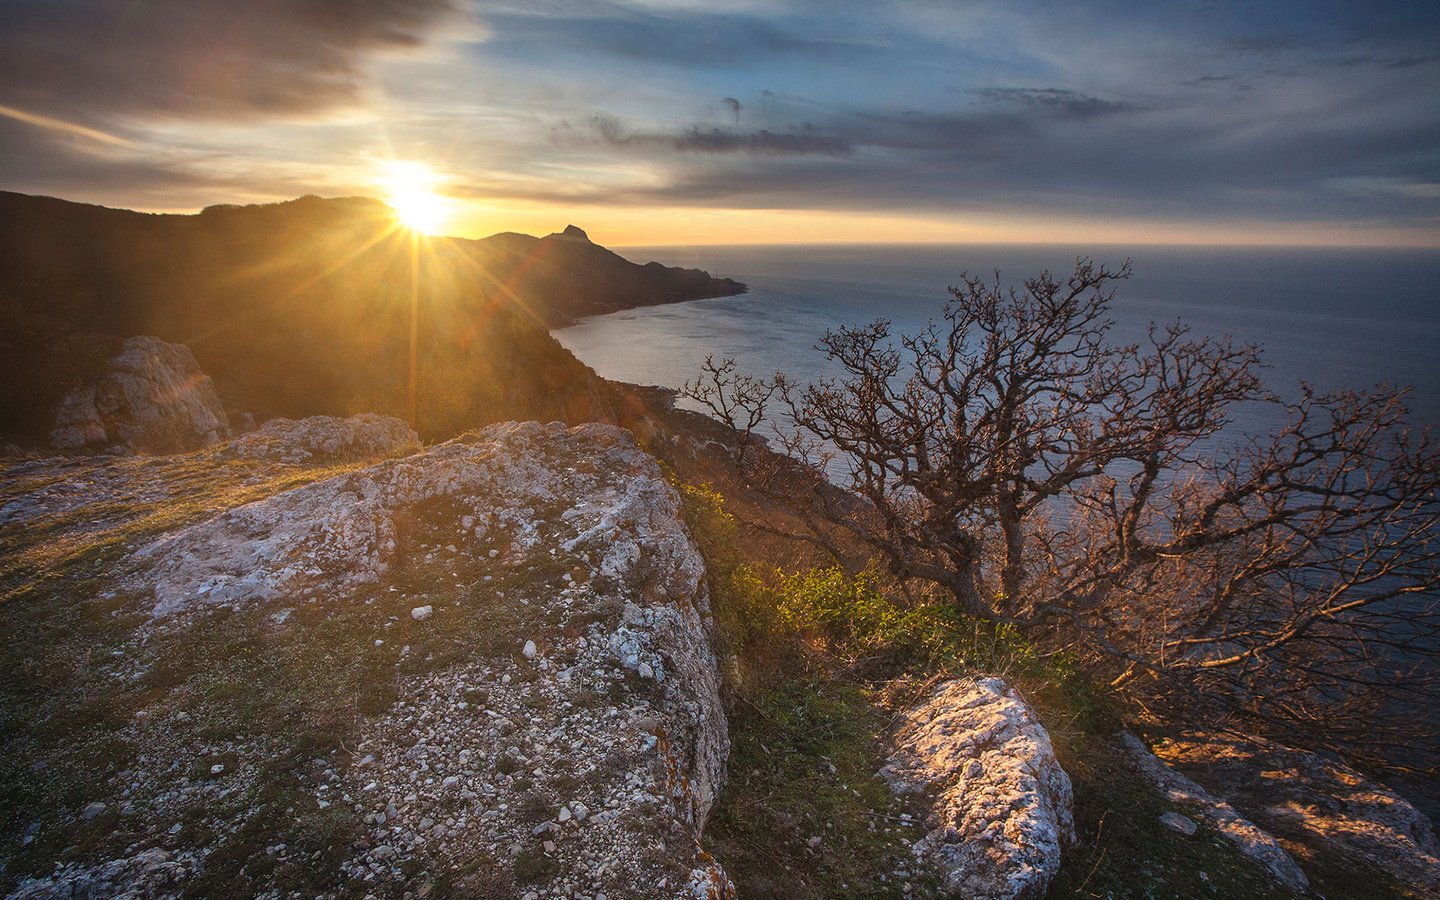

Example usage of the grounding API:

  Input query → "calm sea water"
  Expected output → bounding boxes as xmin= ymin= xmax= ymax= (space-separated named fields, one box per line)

xmin=556 ymin=244 xmax=1440 ymax=433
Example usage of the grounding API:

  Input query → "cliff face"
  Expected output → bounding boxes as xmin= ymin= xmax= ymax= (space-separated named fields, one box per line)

xmin=0 ymin=192 xmax=741 ymax=445
xmin=0 ymin=419 xmax=733 ymax=897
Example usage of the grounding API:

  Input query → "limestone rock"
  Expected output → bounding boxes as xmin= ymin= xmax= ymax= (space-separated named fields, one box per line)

xmin=223 ymin=413 xmax=419 ymax=464
xmin=882 ymin=676 xmax=1075 ymax=899
xmin=1121 ymin=731 xmax=1309 ymax=892
xmin=1156 ymin=732 xmax=1440 ymax=895
xmin=49 ymin=336 xmax=229 ymax=454
xmin=117 ymin=421 xmax=731 ymax=896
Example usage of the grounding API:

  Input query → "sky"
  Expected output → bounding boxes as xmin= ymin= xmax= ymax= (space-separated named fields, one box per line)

xmin=1 ymin=0 xmax=1438 ymax=246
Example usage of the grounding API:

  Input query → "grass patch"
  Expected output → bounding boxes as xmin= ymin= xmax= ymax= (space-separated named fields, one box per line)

xmin=706 ymin=676 xmax=935 ymax=898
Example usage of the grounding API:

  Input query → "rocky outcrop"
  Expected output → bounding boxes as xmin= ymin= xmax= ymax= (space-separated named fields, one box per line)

xmin=49 ymin=335 xmax=229 ymax=454
xmin=10 ymin=849 xmax=203 ymax=898
xmin=223 ymin=413 xmax=419 ymax=464
xmin=882 ymin=677 xmax=1075 ymax=899
xmin=79 ymin=421 xmax=731 ymax=896
xmin=1156 ymin=732 xmax=1440 ymax=895
xmin=1120 ymin=731 xmax=1309 ymax=892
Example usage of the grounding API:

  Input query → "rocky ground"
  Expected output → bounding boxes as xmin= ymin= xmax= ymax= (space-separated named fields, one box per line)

xmin=1 ymin=419 xmax=732 ymax=898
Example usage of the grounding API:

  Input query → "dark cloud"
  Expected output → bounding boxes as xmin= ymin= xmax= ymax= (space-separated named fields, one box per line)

xmin=1334 ymin=54 xmax=1440 ymax=70
xmin=573 ymin=114 xmax=851 ymax=157
xmin=1222 ymin=35 xmax=1298 ymax=57
xmin=520 ymin=80 xmax=1440 ymax=232
xmin=1182 ymin=74 xmax=1245 ymax=85
xmin=0 ymin=117 xmax=309 ymax=207
xmin=968 ymin=87 xmax=1139 ymax=118
xmin=0 ymin=0 xmax=459 ymax=121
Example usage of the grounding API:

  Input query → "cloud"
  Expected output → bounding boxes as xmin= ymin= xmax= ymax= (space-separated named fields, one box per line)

xmin=968 ymin=87 xmax=1139 ymax=118
xmin=573 ymin=113 xmax=851 ymax=156
xmin=0 ymin=0 xmax=460 ymax=121
xmin=1334 ymin=54 xmax=1440 ymax=70
xmin=477 ymin=6 xmax=885 ymax=69
xmin=0 ymin=116 xmax=307 ymax=207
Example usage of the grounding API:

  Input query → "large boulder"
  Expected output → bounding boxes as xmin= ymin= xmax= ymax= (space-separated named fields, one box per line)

xmin=49 ymin=335 xmax=229 ymax=454
xmin=882 ymin=677 xmax=1075 ymax=899
xmin=223 ymin=413 xmax=420 ymax=464
xmin=1155 ymin=732 xmax=1440 ymax=895
xmin=4 ymin=422 xmax=732 ymax=898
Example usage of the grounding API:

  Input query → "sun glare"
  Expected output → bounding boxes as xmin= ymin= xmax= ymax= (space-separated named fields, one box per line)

xmin=381 ymin=161 xmax=451 ymax=235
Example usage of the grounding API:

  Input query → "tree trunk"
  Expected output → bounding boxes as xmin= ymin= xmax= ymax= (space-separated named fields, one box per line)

xmin=999 ymin=491 xmax=1025 ymax=609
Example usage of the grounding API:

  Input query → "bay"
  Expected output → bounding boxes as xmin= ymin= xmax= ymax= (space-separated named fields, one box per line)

xmin=556 ymin=243 xmax=1440 ymax=433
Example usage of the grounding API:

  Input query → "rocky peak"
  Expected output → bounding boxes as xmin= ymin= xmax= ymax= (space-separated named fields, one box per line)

xmin=553 ymin=224 xmax=591 ymax=242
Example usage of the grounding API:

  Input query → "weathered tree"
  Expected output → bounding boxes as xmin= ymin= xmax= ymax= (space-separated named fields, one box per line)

xmin=684 ymin=259 xmax=1440 ymax=765
xmin=682 ymin=355 xmax=782 ymax=471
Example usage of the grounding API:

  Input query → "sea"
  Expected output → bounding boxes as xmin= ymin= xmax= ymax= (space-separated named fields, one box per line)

xmin=556 ymin=243 xmax=1440 ymax=434
xmin=555 ymin=242 xmax=1440 ymax=818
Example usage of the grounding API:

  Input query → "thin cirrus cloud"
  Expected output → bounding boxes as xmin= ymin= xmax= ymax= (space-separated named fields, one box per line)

xmin=0 ymin=0 xmax=1436 ymax=243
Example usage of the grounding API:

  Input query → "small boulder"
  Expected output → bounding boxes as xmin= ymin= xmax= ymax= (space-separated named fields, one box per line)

xmin=410 ymin=605 xmax=433 ymax=622
xmin=50 ymin=336 xmax=229 ymax=454
xmin=224 ymin=413 xmax=419 ymax=464
xmin=882 ymin=676 xmax=1075 ymax=899
xmin=1160 ymin=811 xmax=1198 ymax=836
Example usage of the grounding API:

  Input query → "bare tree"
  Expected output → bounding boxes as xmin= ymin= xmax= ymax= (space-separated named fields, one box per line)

xmin=690 ymin=259 xmax=1440 ymax=762
xmin=682 ymin=355 xmax=782 ymax=471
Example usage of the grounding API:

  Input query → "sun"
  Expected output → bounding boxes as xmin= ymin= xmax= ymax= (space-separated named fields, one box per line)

xmin=380 ymin=161 xmax=451 ymax=235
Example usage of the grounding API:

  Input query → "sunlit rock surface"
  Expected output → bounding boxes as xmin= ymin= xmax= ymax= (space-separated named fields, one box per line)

xmin=223 ymin=413 xmax=419 ymax=464
xmin=4 ymin=421 xmax=732 ymax=898
xmin=882 ymin=676 xmax=1075 ymax=899
xmin=1121 ymin=731 xmax=1309 ymax=892
xmin=49 ymin=335 xmax=229 ymax=454
xmin=1157 ymin=732 xmax=1440 ymax=895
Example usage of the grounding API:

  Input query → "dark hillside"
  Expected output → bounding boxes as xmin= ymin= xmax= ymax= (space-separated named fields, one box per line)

xmin=0 ymin=192 xmax=742 ymax=443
